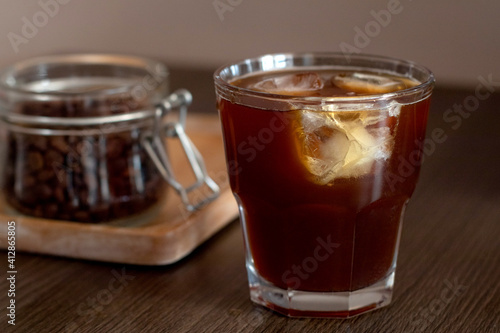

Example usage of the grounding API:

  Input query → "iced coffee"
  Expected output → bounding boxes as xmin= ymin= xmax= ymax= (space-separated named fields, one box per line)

xmin=214 ymin=53 xmax=434 ymax=317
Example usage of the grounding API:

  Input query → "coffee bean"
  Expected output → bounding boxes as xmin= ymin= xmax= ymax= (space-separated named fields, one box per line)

xmin=54 ymin=187 xmax=65 ymax=203
xmin=50 ymin=137 xmax=70 ymax=153
xmin=27 ymin=152 xmax=44 ymax=171
xmin=31 ymin=136 xmax=48 ymax=151
xmin=73 ymin=210 xmax=90 ymax=222
xmin=45 ymin=149 xmax=64 ymax=165
xmin=33 ymin=205 xmax=44 ymax=218
xmin=23 ymin=175 xmax=36 ymax=188
xmin=44 ymin=203 xmax=59 ymax=219
xmin=37 ymin=169 xmax=54 ymax=182
xmin=35 ymin=184 xmax=53 ymax=200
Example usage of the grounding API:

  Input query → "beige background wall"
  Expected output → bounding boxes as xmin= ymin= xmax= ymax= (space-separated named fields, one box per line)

xmin=0 ymin=0 xmax=498 ymax=88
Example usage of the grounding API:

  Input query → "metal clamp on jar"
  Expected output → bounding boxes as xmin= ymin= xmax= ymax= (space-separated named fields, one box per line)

xmin=0 ymin=54 xmax=219 ymax=223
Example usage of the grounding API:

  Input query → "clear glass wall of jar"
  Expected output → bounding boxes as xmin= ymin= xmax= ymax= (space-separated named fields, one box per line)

xmin=0 ymin=54 xmax=215 ymax=223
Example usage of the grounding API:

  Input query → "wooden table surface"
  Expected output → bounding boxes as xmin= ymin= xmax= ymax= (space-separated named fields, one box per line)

xmin=1 ymin=69 xmax=499 ymax=333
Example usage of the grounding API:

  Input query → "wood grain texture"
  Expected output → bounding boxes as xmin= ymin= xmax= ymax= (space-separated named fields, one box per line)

xmin=0 ymin=83 xmax=499 ymax=333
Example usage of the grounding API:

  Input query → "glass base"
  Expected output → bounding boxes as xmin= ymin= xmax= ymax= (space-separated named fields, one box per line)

xmin=248 ymin=267 xmax=395 ymax=318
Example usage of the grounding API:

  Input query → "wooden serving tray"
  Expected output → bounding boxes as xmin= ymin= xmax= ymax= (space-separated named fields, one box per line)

xmin=0 ymin=114 xmax=238 ymax=265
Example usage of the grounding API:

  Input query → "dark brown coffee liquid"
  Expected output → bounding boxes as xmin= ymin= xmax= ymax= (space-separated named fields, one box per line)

xmin=220 ymin=69 xmax=429 ymax=292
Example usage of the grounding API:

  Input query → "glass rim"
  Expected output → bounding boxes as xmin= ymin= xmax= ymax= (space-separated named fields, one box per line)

xmin=213 ymin=52 xmax=435 ymax=104
xmin=0 ymin=53 xmax=168 ymax=99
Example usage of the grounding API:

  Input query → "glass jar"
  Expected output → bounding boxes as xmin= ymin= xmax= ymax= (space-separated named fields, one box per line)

xmin=0 ymin=54 xmax=219 ymax=223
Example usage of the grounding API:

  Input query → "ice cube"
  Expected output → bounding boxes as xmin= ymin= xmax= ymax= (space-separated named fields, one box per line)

xmin=301 ymin=124 xmax=350 ymax=179
xmin=251 ymin=72 xmax=324 ymax=96
xmin=296 ymin=109 xmax=395 ymax=184
xmin=332 ymin=72 xmax=406 ymax=94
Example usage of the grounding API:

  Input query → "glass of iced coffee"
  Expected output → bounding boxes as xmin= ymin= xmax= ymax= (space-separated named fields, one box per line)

xmin=214 ymin=53 xmax=434 ymax=317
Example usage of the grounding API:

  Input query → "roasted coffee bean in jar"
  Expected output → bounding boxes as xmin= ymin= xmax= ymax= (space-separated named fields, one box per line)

xmin=0 ymin=54 xmax=172 ymax=223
